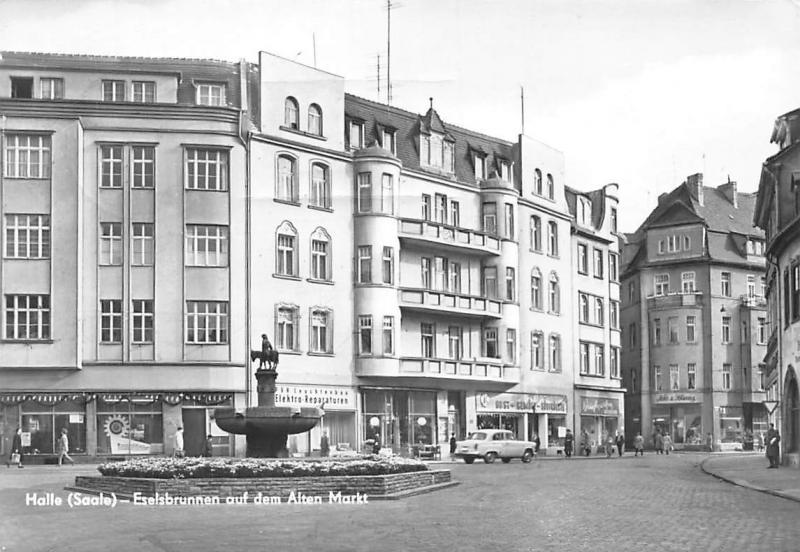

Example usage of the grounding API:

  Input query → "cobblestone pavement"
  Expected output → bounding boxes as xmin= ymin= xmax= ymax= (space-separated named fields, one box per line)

xmin=1 ymin=453 xmax=799 ymax=552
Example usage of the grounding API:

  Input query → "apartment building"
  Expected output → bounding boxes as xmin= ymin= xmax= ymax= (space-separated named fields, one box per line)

xmin=621 ymin=174 xmax=767 ymax=450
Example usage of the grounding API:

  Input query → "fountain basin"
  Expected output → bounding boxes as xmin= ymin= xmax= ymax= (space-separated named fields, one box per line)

xmin=214 ymin=406 xmax=323 ymax=436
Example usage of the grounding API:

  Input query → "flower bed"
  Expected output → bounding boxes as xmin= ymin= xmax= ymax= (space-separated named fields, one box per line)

xmin=97 ymin=455 xmax=429 ymax=479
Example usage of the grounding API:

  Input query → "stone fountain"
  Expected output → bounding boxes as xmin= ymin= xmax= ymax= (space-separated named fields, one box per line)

xmin=214 ymin=343 xmax=323 ymax=457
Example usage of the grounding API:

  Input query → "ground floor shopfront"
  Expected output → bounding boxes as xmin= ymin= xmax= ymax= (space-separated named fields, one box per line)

xmin=575 ymin=390 xmax=625 ymax=451
xmin=474 ymin=391 xmax=568 ymax=453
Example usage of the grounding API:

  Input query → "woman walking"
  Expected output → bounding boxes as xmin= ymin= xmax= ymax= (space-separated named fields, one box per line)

xmin=6 ymin=427 xmax=24 ymax=468
xmin=58 ymin=428 xmax=75 ymax=466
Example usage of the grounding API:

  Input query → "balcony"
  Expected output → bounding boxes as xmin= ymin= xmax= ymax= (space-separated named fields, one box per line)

xmin=399 ymin=287 xmax=503 ymax=319
xmin=646 ymin=291 xmax=703 ymax=310
xmin=398 ymin=218 xmax=501 ymax=256
xmin=739 ymin=294 xmax=767 ymax=308
xmin=400 ymin=357 xmax=519 ymax=383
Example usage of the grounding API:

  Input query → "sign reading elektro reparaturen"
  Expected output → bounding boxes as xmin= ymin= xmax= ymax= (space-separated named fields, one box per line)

xmin=274 ymin=385 xmax=355 ymax=410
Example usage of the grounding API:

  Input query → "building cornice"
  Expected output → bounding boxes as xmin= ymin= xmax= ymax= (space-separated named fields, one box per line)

xmin=0 ymin=99 xmax=240 ymax=123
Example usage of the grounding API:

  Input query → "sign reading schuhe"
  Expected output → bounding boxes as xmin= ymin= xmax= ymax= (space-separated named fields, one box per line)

xmin=476 ymin=392 xmax=567 ymax=414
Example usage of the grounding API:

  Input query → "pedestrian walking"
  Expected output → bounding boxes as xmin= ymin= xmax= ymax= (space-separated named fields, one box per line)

xmin=174 ymin=426 xmax=184 ymax=458
xmin=580 ymin=430 xmax=591 ymax=457
xmin=203 ymin=434 xmax=213 ymax=457
xmin=449 ymin=433 xmax=457 ymax=459
xmin=615 ymin=431 xmax=625 ymax=457
xmin=662 ymin=433 xmax=673 ymax=455
xmin=634 ymin=433 xmax=644 ymax=456
xmin=757 ymin=432 xmax=764 ymax=452
xmin=532 ymin=433 xmax=541 ymax=458
xmin=766 ymin=423 xmax=781 ymax=468
xmin=564 ymin=429 xmax=574 ymax=458
xmin=6 ymin=427 xmax=24 ymax=468
xmin=654 ymin=431 xmax=664 ymax=455
xmin=605 ymin=433 xmax=614 ymax=458
xmin=706 ymin=432 xmax=714 ymax=452
xmin=57 ymin=428 xmax=75 ymax=466
xmin=372 ymin=433 xmax=381 ymax=455
xmin=320 ymin=430 xmax=330 ymax=457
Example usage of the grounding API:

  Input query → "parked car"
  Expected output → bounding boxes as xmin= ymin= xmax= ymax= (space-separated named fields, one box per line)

xmin=454 ymin=429 xmax=536 ymax=464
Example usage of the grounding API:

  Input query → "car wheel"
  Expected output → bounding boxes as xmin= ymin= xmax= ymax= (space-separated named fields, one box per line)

xmin=463 ymin=457 xmax=475 ymax=464
xmin=521 ymin=450 xmax=533 ymax=463
xmin=501 ymin=457 xmax=511 ymax=464
xmin=484 ymin=452 xmax=497 ymax=464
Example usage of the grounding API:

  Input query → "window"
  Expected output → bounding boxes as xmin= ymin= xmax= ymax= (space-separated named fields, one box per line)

xmin=310 ymin=163 xmax=330 ymax=208
xmin=421 ymin=258 xmax=431 ymax=289
xmin=668 ymin=317 xmax=678 ymax=344
xmin=310 ymin=228 xmax=331 ymax=281
xmin=610 ymin=301 xmax=619 ymax=329
xmin=658 ymin=240 xmax=665 ymax=254
xmin=629 ymin=323 xmax=637 ymax=349
xmin=186 ymin=149 xmax=228 ymax=191
xmin=757 ymin=317 xmax=767 ymax=344
xmin=186 ymin=225 xmax=229 ymax=267
xmin=4 ymin=294 xmax=50 ymax=339
xmin=531 ymin=216 xmax=542 ymax=251
xmin=549 ymin=273 xmax=560 ymax=314
xmin=682 ymin=272 xmax=695 ymax=293
xmin=504 ymin=203 xmax=515 ymax=238
xmin=594 ymin=345 xmax=605 ymax=376
xmin=100 ymin=145 xmax=123 ymax=188
xmin=434 ymin=256 xmax=447 ymax=290
xmin=482 ymin=203 xmax=497 ymax=235
xmin=722 ymin=316 xmax=731 ymax=343
xmin=579 ymin=293 xmax=589 ymax=323
xmin=132 ymin=146 xmax=155 ymax=188
xmin=310 ymin=309 xmax=332 ymax=353
xmin=185 ymin=301 xmax=228 ymax=344
xmin=747 ymin=275 xmax=756 ymax=298
xmin=381 ymin=174 xmax=394 ymax=214
xmin=276 ymin=222 xmax=298 ymax=276
xmin=547 ymin=221 xmax=558 ymax=256
xmin=382 ymin=129 xmax=396 ymax=154
xmin=722 ymin=363 xmax=732 ymax=390
xmin=358 ymin=246 xmax=372 ymax=284
xmin=610 ymin=207 xmax=618 ymax=233
xmin=667 ymin=235 xmax=678 ymax=253
xmin=132 ymin=81 xmax=155 ymax=103
xmin=443 ymin=141 xmax=455 ymax=173
xmin=579 ymin=198 xmax=592 ymax=225
xmin=40 ymin=77 xmax=64 ymax=100
xmin=506 ymin=329 xmax=517 ymax=363
xmin=741 ymin=320 xmax=749 ymax=343
xmin=382 ymin=247 xmax=394 ymax=285
xmin=505 ymin=268 xmax=516 ymax=301
xmin=653 ymin=318 xmax=662 ymax=345
xmin=686 ymin=316 xmax=696 ymax=342
xmin=448 ymin=326 xmax=463 ymax=360
xmin=534 ymin=169 xmax=542 ymax=195
xmin=683 ymin=236 xmax=690 ymax=250
xmin=670 ymin=364 xmax=680 ymax=391
xmin=196 ymin=83 xmax=226 ymax=106
xmin=132 ymin=299 xmax=153 ymax=343
xmin=721 ymin=272 xmax=731 ymax=297
xmin=382 ymin=316 xmax=394 ymax=355
xmin=4 ymin=135 xmax=51 ymax=178
xmin=308 ymin=104 xmax=322 ymax=135
xmin=131 ymin=223 xmax=154 ymax=266
xmin=100 ymin=300 xmax=122 ymax=343
xmin=422 ymin=323 xmax=436 ymax=358
xmin=276 ymin=306 xmax=299 ymax=351
xmin=450 ymin=201 xmax=460 ymax=227
xmin=99 ymin=223 xmax=122 ymax=265
xmin=500 ymin=160 xmax=512 ymax=182
xmin=654 ymin=365 xmax=663 ymax=391
xmin=102 ymin=80 xmax=125 ymax=101
xmin=610 ymin=347 xmax=620 ymax=378
xmin=10 ymin=77 xmax=33 ymax=98
xmin=357 ymin=173 xmax=372 ymax=213
xmin=281 ymin=97 xmax=299 ymax=128
xmin=349 ymin=120 xmax=364 ymax=149
xmin=580 ymin=342 xmax=590 ymax=375
xmin=531 ymin=331 xmax=543 ymax=370
xmin=276 ymin=155 xmax=298 ymax=202
xmin=593 ymin=249 xmax=604 ymax=278
xmin=577 ymin=244 xmax=588 ymax=274
xmin=546 ymin=173 xmax=554 ymax=199
xmin=483 ymin=266 xmax=497 ymax=299
xmin=654 ymin=274 xmax=669 ymax=296
xmin=449 ymin=262 xmax=461 ymax=293
xmin=609 ymin=253 xmax=619 ymax=281
xmin=421 ymin=194 xmax=432 ymax=221
xmin=474 ymin=155 xmax=485 ymax=180
xmin=760 ymin=276 xmax=766 ymax=297
xmin=484 ymin=328 xmax=498 ymax=358
xmin=531 ymin=269 xmax=542 ymax=310
xmin=549 ymin=334 xmax=561 ymax=372
xmin=688 ymin=363 xmax=696 ymax=390
xmin=628 ymin=281 xmax=636 ymax=303
xmin=594 ymin=297 xmax=604 ymax=326
xmin=4 ymin=214 xmax=50 ymax=258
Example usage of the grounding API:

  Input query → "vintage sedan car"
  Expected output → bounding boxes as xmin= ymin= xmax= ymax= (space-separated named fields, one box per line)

xmin=454 ymin=429 xmax=536 ymax=464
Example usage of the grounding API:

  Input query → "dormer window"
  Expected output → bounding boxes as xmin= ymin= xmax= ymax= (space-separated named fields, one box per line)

xmin=579 ymin=197 xmax=592 ymax=225
xmin=10 ymin=77 xmax=33 ymax=99
xmin=196 ymin=83 xmax=226 ymax=106
xmin=308 ymin=104 xmax=322 ymax=136
xmin=420 ymin=133 xmax=455 ymax=173
xmin=102 ymin=80 xmax=125 ymax=102
xmin=474 ymin=154 xmax=486 ymax=180
xmin=349 ymin=120 xmax=364 ymax=150
xmin=382 ymin=128 xmax=396 ymax=154
xmin=499 ymin=160 xmax=512 ymax=182
xmin=284 ymin=97 xmax=299 ymax=129
xmin=40 ymin=78 xmax=64 ymax=100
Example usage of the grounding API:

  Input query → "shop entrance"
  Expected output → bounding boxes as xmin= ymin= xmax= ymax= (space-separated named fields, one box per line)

xmin=182 ymin=409 xmax=206 ymax=456
xmin=788 ymin=374 xmax=799 ymax=453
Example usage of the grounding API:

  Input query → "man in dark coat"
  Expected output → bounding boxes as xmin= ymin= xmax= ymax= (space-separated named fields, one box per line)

xmin=449 ymin=433 xmax=457 ymax=459
xmin=564 ymin=429 xmax=574 ymax=458
xmin=766 ymin=423 xmax=781 ymax=468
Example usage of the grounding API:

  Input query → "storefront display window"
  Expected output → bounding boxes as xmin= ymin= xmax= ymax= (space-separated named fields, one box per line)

xmin=652 ymin=405 xmax=703 ymax=445
xmin=547 ymin=415 xmax=566 ymax=447
xmin=719 ymin=406 xmax=743 ymax=443
xmin=21 ymin=399 xmax=86 ymax=455
xmin=478 ymin=413 xmax=521 ymax=438
xmin=96 ymin=398 xmax=163 ymax=454
xmin=361 ymin=389 xmax=437 ymax=451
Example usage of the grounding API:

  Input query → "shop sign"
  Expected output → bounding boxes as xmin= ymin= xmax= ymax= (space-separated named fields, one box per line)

xmin=275 ymin=385 xmax=355 ymax=410
xmin=581 ymin=397 xmax=619 ymax=416
xmin=655 ymin=393 xmax=699 ymax=404
xmin=476 ymin=392 xmax=567 ymax=414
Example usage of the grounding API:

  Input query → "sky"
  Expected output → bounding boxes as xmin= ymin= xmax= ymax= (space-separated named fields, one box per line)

xmin=1 ymin=0 xmax=799 ymax=232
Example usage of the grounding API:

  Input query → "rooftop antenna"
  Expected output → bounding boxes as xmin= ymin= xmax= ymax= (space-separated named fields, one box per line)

xmin=313 ymin=33 xmax=317 ymax=67
xmin=387 ymin=0 xmax=392 ymax=105
xmin=377 ymin=54 xmax=381 ymax=101
xmin=520 ymin=85 xmax=525 ymax=135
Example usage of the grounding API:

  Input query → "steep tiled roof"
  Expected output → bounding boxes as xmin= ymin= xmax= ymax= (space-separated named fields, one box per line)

xmin=344 ymin=93 xmax=514 ymax=186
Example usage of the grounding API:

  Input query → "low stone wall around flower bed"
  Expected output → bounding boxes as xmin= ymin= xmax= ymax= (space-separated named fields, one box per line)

xmin=73 ymin=469 xmax=453 ymax=501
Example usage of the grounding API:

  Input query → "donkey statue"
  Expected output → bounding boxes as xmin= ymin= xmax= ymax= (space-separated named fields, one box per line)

xmin=251 ymin=333 xmax=279 ymax=370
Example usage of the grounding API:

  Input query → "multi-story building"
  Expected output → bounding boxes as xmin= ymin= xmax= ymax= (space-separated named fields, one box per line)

xmin=0 ymin=51 xmax=254 ymax=460
xmin=621 ymin=174 xmax=767 ymax=450
xmin=753 ymin=108 xmax=800 ymax=467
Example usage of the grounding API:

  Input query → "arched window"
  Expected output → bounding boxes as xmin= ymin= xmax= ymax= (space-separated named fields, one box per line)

xmin=534 ymin=169 xmax=542 ymax=195
xmin=549 ymin=272 xmax=560 ymax=314
xmin=595 ymin=297 xmax=604 ymax=326
xmin=276 ymin=154 xmax=297 ymax=202
xmin=531 ymin=215 xmax=542 ymax=252
xmin=531 ymin=268 xmax=542 ymax=310
xmin=308 ymin=104 xmax=322 ymax=136
xmin=310 ymin=162 xmax=330 ymax=208
xmin=275 ymin=221 xmax=298 ymax=276
xmin=580 ymin=293 xmax=589 ymax=322
xmin=546 ymin=173 xmax=554 ymax=199
xmin=275 ymin=302 xmax=299 ymax=351
xmin=549 ymin=333 xmax=561 ymax=372
xmin=284 ymin=97 xmax=299 ymax=129
xmin=547 ymin=221 xmax=558 ymax=256
xmin=310 ymin=227 xmax=331 ymax=281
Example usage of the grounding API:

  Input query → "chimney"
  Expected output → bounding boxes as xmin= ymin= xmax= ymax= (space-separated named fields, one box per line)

xmin=658 ymin=192 xmax=668 ymax=204
xmin=685 ymin=173 xmax=703 ymax=206
xmin=717 ymin=178 xmax=738 ymax=208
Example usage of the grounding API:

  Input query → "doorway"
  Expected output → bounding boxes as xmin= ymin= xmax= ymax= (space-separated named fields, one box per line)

xmin=182 ymin=409 xmax=206 ymax=456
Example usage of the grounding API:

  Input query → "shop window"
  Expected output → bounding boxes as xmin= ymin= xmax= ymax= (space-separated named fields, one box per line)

xmin=21 ymin=399 xmax=86 ymax=455
xmin=96 ymin=397 xmax=163 ymax=454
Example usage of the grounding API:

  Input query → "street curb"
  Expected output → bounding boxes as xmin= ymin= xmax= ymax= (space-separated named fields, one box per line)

xmin=699 ymin=457 xmax=800 ymax=504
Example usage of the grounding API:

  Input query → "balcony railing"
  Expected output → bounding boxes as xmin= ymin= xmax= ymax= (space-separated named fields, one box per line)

xmin=398 ymin=218 xmax=501 ymax=255
xmin=399 ymin=287 xmax=503 ymax=318
xmin=399 ymin=357 xmax=519 ymax=383
xmin=646 ymin=291 xmax=703 ymax=309
xmin=739 ymin=294 xmax=767 ymax=308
